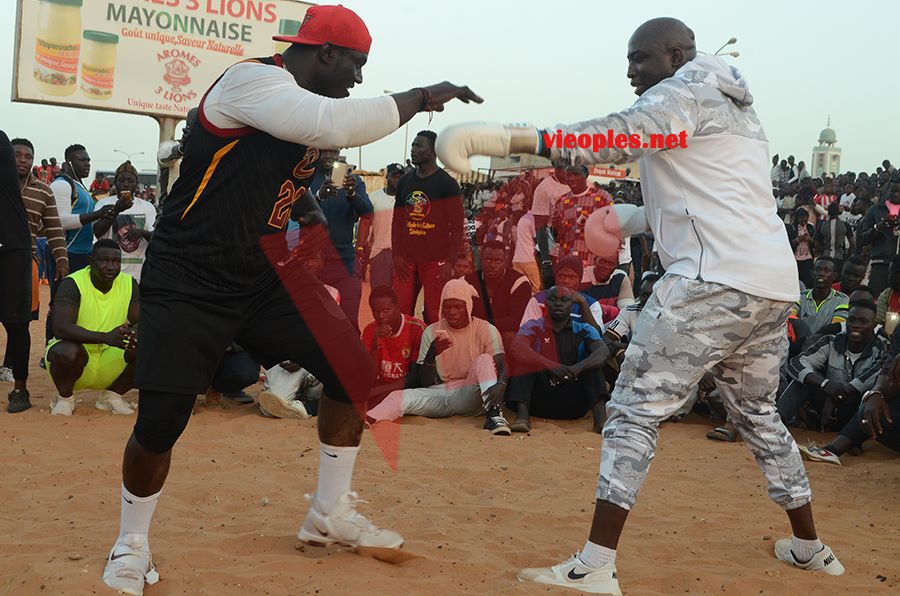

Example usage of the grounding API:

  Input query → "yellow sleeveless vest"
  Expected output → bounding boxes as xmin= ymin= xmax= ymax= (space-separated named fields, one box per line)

xmin=70 ymin=267 xmax=132 ymax=347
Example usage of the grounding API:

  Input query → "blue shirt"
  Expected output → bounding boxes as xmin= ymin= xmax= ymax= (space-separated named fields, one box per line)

xmin=288 ymin=170 xmax=372 ymax=272
xmin=56 ymin=175 xmax=94 ymax=255
xmin=518 ymin=316 xmax=601 ymax=364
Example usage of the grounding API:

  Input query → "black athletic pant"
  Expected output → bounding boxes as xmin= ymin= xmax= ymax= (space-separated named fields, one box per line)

xmin=506 ymin=368 xmax=606 ymax=419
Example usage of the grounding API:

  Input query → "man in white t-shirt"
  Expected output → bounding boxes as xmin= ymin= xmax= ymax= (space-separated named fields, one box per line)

xmin=365 ymin=163 xmax=404 ymax=289
xmin=512 ymin=211 xmax=540 ymax=291
xmin=531 ymin=160 xmax=570 ymax=288
xmin=93 ymin=162 xmax=156 ymax=282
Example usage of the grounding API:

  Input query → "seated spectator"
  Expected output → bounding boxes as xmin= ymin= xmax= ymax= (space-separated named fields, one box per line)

xmin=46 ymin=240 xmax=138 ymax=416
xmin=257 ymin=360 xmax=321 ymax=420
xmin=603 ymin=272 xmax=659 ymax=368
xmin=367 ymin=279 xmax=510 ymax=435
xmin=778 ymin=300 xmax=887 ymax=431
xmin=466 ymin=240 xmax=532 ymax=349
xmin=581 ymin=254 xmax=635 ymax=322
xmin=791 ymin=257 xmax=848 ymax=337
xmin=506 ymin=286 xmax=611 ymax=434
xmin=361 ymin=285 xmax=427 ymax=405
xmin=800 ymin=352 xmax=900 ymax=466
xmin=875 ymin=255 xmax=900 ymax=327
xmin=534 ymin=256 xmax=604 ymax=332
xmin=834 ymin=255 xmax=867 ymax=295
xmin=207 ymin=343 xmax=260 ymax=404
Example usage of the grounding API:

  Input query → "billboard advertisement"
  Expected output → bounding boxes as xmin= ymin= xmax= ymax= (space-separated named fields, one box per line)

xmin=12 ymin=0 xmax=314 ymax=119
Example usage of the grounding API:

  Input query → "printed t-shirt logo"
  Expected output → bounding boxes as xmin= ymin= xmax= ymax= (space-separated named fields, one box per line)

xmin=406 ymin=190 xmax=431 ymax=221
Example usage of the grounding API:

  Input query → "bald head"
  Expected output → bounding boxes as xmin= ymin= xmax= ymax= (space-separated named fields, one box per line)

xmin=627 ymin=17 xmax=697 ymax=96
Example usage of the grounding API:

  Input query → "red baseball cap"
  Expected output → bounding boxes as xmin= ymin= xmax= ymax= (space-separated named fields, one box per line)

xmin=273 ymin=4 xmax=371 ymax=54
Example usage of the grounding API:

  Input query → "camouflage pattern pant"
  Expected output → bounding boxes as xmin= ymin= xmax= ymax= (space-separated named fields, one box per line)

xmin=598 ymin=274 xmax=812 ymax=511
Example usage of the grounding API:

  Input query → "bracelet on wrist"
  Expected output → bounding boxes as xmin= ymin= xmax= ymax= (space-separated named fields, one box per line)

xmin=862 ymin=389 xmax=884 ymax=404
xmin=820 ymin=378 xmax=830 ymax=388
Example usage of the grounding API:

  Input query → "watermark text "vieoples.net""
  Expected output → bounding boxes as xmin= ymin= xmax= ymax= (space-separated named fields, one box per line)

xmin=542 ymin=129 xmax=688 ymax=152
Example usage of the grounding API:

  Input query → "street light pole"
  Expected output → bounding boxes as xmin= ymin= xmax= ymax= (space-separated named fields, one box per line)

xmin=714 ymin=37 xmax=738 ymax=56
xmin=113 ymin=149 xmax=146 ymax=162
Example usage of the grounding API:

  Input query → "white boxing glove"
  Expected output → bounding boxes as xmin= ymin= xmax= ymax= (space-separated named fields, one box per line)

xmin=436 ymin=122 xmax=541 ymax=173
xmin=585 ymin=204 xmax=649 ymax=258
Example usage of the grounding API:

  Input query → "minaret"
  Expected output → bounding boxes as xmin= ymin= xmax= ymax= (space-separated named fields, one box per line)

xmin=811 ymin=116 xmax=841 ymax=178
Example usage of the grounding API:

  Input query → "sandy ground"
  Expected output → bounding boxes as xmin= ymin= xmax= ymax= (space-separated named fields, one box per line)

xmin=2 ymin=284 xmax=899 ymax=595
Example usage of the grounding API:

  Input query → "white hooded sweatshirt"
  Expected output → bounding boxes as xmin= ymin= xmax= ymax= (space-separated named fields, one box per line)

xmin=551 ymin=55 xmax=799 ymax=303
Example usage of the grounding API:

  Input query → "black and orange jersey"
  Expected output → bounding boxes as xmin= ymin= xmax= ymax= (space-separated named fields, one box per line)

xmin=147 ymin=55 xmax=318 ymax=293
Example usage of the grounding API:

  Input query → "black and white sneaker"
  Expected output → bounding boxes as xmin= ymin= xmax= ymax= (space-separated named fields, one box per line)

xmin=484 ymin=413 xmax=511 ymax=436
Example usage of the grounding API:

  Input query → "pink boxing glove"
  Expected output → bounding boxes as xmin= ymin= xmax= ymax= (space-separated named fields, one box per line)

xmin=585 ymin=204 xmax=648 ymax=258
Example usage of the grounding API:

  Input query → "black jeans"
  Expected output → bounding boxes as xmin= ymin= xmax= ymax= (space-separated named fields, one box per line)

xmin=777 ymin=380 xmax=861 ymax=430
xmin=506 ymin=368 xmax=606 ymax=419
xmin=837 ymin=398 xmax=900 ymax=453
xmin=210 ymin=350 xmax=260 ymax=394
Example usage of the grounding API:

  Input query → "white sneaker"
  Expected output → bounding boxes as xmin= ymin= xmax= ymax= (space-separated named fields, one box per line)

xmin=799 ymin=442 xmax=841 ymax=466
xmin=298 ymin=492 xmax=404 ymax=549
xmin=50 ymin=396 xmax=75 ymax=416
xmin=102 ymin=533 xmax=159 ymax=595
xmin=774 ymin=538 xmax=845 ymax=575
xmin=96 ymin=391 xmax=135 ymax=415
xmin=258 ymin=390 xmax=310 ymax=420
xmin=0 ymin=366 xmax=14 ymax=382
xmin=518 ymin=553 xmax=622 ymax=595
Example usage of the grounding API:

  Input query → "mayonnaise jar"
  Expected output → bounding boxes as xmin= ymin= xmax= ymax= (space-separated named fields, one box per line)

xmin=81 ymin=30 xmax=119 ymax=100
xmin=33 ymin=0 xmax=82 ymax=96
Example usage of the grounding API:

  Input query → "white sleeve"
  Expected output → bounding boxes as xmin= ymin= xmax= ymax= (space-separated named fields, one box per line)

xmin=143 ymin=202 xmax=157 ymax=232
xmin=590 ymin=301 xmax=606 ymax=331
xmin=550 ymin=79 xmax=699 ymax=166
xmin=617 ymin=274 xmax=635 ymax=309
xmin=50 ymin=179 xmax=82 ymax=230
xmin=203 ymin=62 xmax=400 ymax=149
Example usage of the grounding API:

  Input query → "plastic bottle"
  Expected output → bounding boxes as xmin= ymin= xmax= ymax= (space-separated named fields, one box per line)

xmin=81 ymin=30 xmax=119 ymax=101
xmin=33 ymin=0 xmax=83 ymax=96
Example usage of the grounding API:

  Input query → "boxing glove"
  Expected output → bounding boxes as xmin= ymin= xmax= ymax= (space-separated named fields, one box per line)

xmin=436 ymin=122 xmax=541 ymax=173
xmin=585 ymin=204 xmax=649 ymax=258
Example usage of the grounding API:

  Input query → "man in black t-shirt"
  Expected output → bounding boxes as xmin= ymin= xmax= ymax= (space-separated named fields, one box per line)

xmin=391 ymin=130 xmax=464 ymax=323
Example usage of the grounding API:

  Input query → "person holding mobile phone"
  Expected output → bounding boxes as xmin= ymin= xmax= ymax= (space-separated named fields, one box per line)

xmin=292 ymin=150 xmax=372 ymax=333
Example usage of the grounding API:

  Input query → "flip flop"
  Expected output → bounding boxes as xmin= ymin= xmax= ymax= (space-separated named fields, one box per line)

xmin=705 ymin=426 xmax=737 ymax=442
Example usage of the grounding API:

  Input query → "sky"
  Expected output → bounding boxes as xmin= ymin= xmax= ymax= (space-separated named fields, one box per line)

xmin=2 ymin=0 xmax=899 ymax=177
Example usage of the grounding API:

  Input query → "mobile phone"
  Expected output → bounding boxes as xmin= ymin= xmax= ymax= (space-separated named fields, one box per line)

xmin=434 ymin=329 xmax=449 ymax=342
xmin=331 ymin=161 xmax=350 ymax=185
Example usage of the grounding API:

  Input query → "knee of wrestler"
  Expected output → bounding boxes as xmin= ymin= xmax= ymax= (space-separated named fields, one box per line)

xmin=602 ymin=398 xmax=663 ymax=441
xmin=49 ymin=341 xmax=88 ymax=371
xmin=132 ymin=393 xmax=193 ymax=454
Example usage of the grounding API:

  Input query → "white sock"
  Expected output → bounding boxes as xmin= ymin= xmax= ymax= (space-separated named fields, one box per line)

xmin=118 ymin=484 xmax=161 ymax=540
xmin=578 ymin=540 xmax=616 ymax=568
xmin=315 ymin=443 xmax=359 ymax=513
xmin=791 ymin=535 xmax=823 ymax=562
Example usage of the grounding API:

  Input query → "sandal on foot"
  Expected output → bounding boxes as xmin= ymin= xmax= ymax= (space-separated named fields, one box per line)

xmin=705 ymin=426 xmax=737 ymax=442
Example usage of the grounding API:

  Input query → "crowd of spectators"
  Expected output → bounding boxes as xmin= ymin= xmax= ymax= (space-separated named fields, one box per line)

xmin=2 ymin=129 xmax=898 ymax=467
